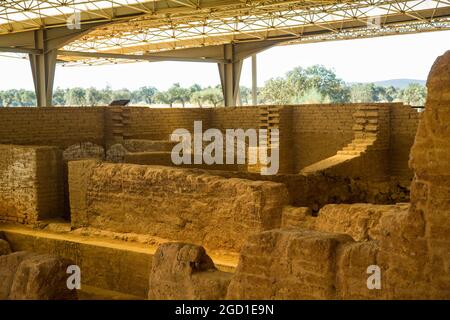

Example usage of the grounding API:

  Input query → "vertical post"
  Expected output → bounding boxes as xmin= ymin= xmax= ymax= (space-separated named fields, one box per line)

xmin=29 ymin=29 xmax=57 ymax=107
xmin=219 ymin=44 xmax=243 ymax=107
xmin=224 ymin=44 xmax=234 ymax=106
xmin=252 ymin=54 xmax=258 ymax=105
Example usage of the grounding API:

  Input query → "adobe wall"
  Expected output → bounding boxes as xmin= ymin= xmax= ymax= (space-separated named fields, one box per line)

xmin=68 ymin=160 xmax=289 ymax=252
xmin=0 ymin=104 xmax=419 ymax=178
xmin=300 ymin=104 xmax=392 ymax=179
xmin=0 ymin=107 xmax=104 ymax=148
xmin=389 ymin=104 xmax=421 ymax=180
xmin=184 ymin=168 xmax=410 ymax=210
xmin=227 ymin=51 xmax=450 ymax=300
xmin=292 ymin=104 xmax=356 ymax=171
xmin=210 ymin=107 xmax=260 ymax=131
xmin=0 ymin=145 xmax=63 ymax=224
xmin=111 ymin=107 xmax=212 ymax=142
xmin=298 ymin=103 xmax=421 ymax=182
xmin=378 ymin=50 xmax=450 ymax=299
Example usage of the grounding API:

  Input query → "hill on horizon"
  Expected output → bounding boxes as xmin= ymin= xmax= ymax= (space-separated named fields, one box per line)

xmin=347 ymin=78 xmax=426 ymax=89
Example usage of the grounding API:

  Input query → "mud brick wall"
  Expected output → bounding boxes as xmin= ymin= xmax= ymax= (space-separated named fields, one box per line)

xmin=292 ymin=104 xmax=356 ymax=172
xmin=69 ymin=160 xmax=289 ymax=252
xmin=227 ymin=229 xmax=353 ymax=299
xmin=210 ymin=107 xmax=260 ymax=130
xmin=107 ymin=107 xmax=261 ymax=160
xmin=0 ymin=107 xmax=104 ymax=148
xmin=338 ymin=104 xmax=391 ymax=179
xmin=378 ymin=51 xmax=450 ymax=299
xmin=0 ymin=105 xmax=419 ymax=179
xmin=114 ymin=107 xmax=212 ymax=141
xmin=389 ymin=104 xmax=421 ymax=180
xmin=278 ymin=106 xmax=295 ymax=173
xmin=313 ymin=203 xmax=409 ymax=242
xmin=0 ymin=145 xmax=63 ymax=224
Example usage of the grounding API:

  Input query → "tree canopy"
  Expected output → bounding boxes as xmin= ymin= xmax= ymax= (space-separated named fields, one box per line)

xmin=0 ymin=64 xmax=426 ymax=107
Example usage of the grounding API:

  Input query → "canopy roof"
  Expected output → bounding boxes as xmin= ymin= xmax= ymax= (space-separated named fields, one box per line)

xmin=1 ymin=0 xmax=449 ymax=65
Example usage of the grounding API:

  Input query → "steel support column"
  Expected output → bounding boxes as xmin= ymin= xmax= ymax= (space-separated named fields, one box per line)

xmin=252 ymin=54 xmax=258 ymax=105
xmin=29 ymin=30 xmax=57 ymax=107
xmin=0 ymin=22 xmax=110 ymax=107
xmin=218 ymin=44 xmax=243 ymax=107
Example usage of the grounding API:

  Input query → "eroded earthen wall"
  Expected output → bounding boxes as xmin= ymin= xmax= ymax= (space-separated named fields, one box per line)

xmin=0 ymin=105 xmax=419 ymax=178
xmin=0 ymin=145 xmax=63 ymax=224
xmin=292 ymin=104 xmax=356 ymax=171
xmin=0 ymin=107 xmax=104 ymax=148
xmin=117 ymin=108 xmax=212 ymax=141
xmin=378 ymin=50 xmax=450 ymax=299
xmin=227 ymin=51 xmax=450 ymax=300
xmin=69 ymin=160 xmax=289 ymax=251
xmin=389 ymin=104 xmax=422 ymax=180
xmin=210 ymin=107 xmax=260 ymax=131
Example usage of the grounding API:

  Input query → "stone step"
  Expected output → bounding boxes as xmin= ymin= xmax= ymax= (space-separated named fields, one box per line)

xmin=337 ymin=150 xmax=362 ymax=156
xmin=300 ymin=154 xmax=357 ymax=174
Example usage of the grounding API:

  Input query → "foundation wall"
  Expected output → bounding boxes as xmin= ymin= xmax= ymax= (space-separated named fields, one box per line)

xmin=0 ymin=144 xmax=63 ymax=224
xmin=68 ymin=160 xmax=289 ymax=252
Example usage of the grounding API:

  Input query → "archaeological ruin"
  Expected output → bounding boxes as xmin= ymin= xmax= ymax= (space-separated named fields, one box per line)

xmin=0 ymin=50 xmax=449 ymax=300
xmin=1 ymin=0 xmax=450 ymax=304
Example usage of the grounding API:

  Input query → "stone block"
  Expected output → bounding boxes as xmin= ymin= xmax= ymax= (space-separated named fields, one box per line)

xmin=226 ymin=229 xmax=353 ymax=299
xmin=148 ymin=243 xmax=231 ymax=300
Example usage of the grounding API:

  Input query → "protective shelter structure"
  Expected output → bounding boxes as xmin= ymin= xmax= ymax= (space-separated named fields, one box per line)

xmin=1 ymin=0 xmax=450 ymax=106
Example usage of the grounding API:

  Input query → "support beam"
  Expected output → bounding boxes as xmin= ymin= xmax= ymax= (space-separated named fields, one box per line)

xmin=57 ymin=50 xmax=225 ymax=63
xmin=29 ymin=30 xmax=57 ymax=107
xmin=0 ymin=22 xmax=110 ymax=107
xmin=252 ymin=54 xmax=258 ymax=105
xmin=218 ymin=44 xmax=243 ymax=107
xmin=29 ymin=52 xmax=57 ymax=107
xmin=0 ymin=47 xmax=42 ymax=55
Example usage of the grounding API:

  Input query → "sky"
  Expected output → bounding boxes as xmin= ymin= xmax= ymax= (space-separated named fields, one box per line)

xmin=0 ymin=30 xmax=449 ymax=91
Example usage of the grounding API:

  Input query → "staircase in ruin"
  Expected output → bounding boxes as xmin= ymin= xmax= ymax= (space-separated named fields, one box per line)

xmin=247 ymin=105 xmax=280 ymax=173
xmin=300 ymin=105 xmax=384 ymax=175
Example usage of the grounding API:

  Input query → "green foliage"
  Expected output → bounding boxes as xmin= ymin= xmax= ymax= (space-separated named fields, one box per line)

xmin=297 ymin=87 xmax=331 ymax=104
xmin=0 ymin=64 xmax=427 ymax=107
xmin=64 ymin=87 xmax=86 ymax=105
xmin=260 ymin=77 xmax=294 ymax=104
xmin=190 ymin=87 xmax=223 ymax=107
xmin=239 ymin=86 xmax=252 ymax=105
xmin=350 ymin=83 xmax=378 ymax=103
xmin=305 ymin=65 xmax=349 ymax=102
xmin=136 ymin=86 xmax=158 ymax=104
xmin=262 ymin=65 xmax=350 ymax=104
xmin=0 ymin=89 xmax=36 ymax=106
xmin=167 ymin=83 xmax=192 ymax=107
xmin=398 ymin=83 xmax=427 ymax=106
xmin=261 ymin=65 xmax=425 ymax=105
xmin=154 ymin=91 xmax=175 ymax=107
xmin=200 ymin=87 xmax=223 ymax=107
